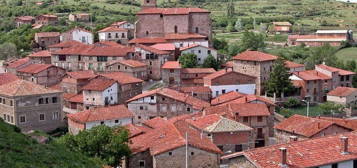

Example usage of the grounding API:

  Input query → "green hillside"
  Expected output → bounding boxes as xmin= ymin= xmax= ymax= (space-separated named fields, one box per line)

xmin=0 ymin=119 xmax=102 ymax=168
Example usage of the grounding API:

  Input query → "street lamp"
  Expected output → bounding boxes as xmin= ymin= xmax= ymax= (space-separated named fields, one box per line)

xmin=302 ymin=96 xmax=311 ymax=117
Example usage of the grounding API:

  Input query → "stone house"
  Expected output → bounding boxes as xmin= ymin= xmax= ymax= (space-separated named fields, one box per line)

xmin=180 ymin=44 xmax=217 ymax=64
xmin=176 ymin=86 xmax=212 ymax=102
xmin=51 ymin=43 xmax=134 ymax=71
xmin=111 ymin=21 xmax=135 ymax=39
xmin=67 ymin=105 xmax=133 ymax=135
xmin=60 ymin=70 xmax=97 ymax=94
xmin=284 ymin=60 xmax=305 ymax=73
xmin=0 ymin=80 xmax=63 ymax=132
xmin=68 ymin=13 xmax=90 ymax=22
xmin=203 ymin=69 xmax=257 ymax=98
xmin=327 ymin=87 xmax=357 ymax=116
xmin=63 ymin=93 xmax=84 ymax=114
xmin=161 ymin=61 xmax=182 ymax=85
xmin=150 ymin=43 xmax=178 ymax=56
xmin=133 ymin=44 xmax=171 ymax=80
xmin=17 ymin=64 xmax=66 ymax=87
xmin=35 ymin=14 xmax=58 ymax=26
xmin=98 ymin=26 xmax=129 ymax=44
xmin=221 ymin=132 xmax=357 ymax=168
xmin=28 ymin=50 xmax=52 ymax=64
xmin=124 ymin=119 xmax=221 ymax=168
xmin=233 ymin=51 xmax=278 ymax=95
xmin=34 ymin=32 xmax=61 ymax=50
xmin=4 ymin=57 xmax=31 ymax=74
xmin=60 ymin=28 xmax=94 ymax=44
xmin=99 ymin=72 xmax=144 ymax=104
xmin=106 ymin=59 xmax=148 ymax=80
xmin=186 ymin=114 xmax=253 ymax=154
xmin=126 ymin=87 xmax=210 ymax=123
xmin=48 ymin=40 xmax=86 ymax=52
xmin=271 ymin=22 xmax=292 ymax=34
xmin=274 ymin=115 xmax=353 ymax=144
xmin=204 ymin=103 xmax=272 ymax=148
xmin=15 ymin=16 xmax=35 ymax=27
xmin=82 ymin=78 xmax=118 ymax=108
xmin=136 ymin=1 xmax=212 ymax=43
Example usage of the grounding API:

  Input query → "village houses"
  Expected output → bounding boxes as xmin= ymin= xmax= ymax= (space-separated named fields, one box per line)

xmin=34 ymin=14 xmax=58 ymax=26
xmin=68 ymin=13 xmax=90 ymax=22
xmin=16 ymin=64 xmax=66 ymax=87
xmin=60 ymin=27 xmax=94 ymax=44
xmin=28 ymin=50 xmax=52 ymax=64
xmin=180 ymin=44 xmax=218 ymax=64
xmin=98 ymin=26 xmax=129 ymax=44
xmin=271 ymin=22 xmax=292 ymax=34
xmin=34 ymin=32 xmax=61 ymax=50
xmin=105 ymin=59 xmax=148 ymax=80
xmin=15 ymin=16 xmax=35 ymax=28
xmin=327 ymin=87 xmax=357 ymax=116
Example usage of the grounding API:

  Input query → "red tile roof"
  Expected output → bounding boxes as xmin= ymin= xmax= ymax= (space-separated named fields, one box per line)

xmin=205 ymin=103 xmax=271 ymax=117
xmin=161 ymin=61 xmax=181 ymax=69
xmin=293 ymin=70 xmax=331 ymax=81
xmin=98 ymin=26 xmax=128 ymax=32
xmin=129 ymin=119 xmax=221 ymax=156
xmin=65 ymin=27 xmax=92 ymax=34
xmin=181 ymin=68 xmax=216 ymax=74
xmin=82 ymin=78 xmax=116 ymax=91
xmin=318 ymin=117 xmax=357 ymax=130
xmin=28 ymin=50 xmax=51 ymax=57
xmin=100 ymin=72 xmax=143 ymax=84
xmin=237 ymin=132 xmax=357 ymax=168
xmin=125 ymin=124 xmax=149 ymax=138
xmin=135 ymin=44 xmax=170 ymax=55
xmin=52 ymin=44 xmax=133 ymax=57
xmin=107 ymin=59 xmax=147 ymax=68
xmin=68 ymin=94 xmax=83 ymax=103
xmin=137 ymin=8 xmax=210 ymax=15
xmin=35 ymin=32 xmax=60 ymax=38
xmin=67 ymin=105 xmax=133 ymax=123
xmin=316 ymin=64 xmax=356 ymax=76
xmin=186 ymin=114 xmax=221 ymax=130
xmin=328 ymin=87 xmax=357 ymax=97
xmin=129 ymin=37 xmax=168 ymax=44
xmin=66 ymin=70 xmax=97 ymax=80
xmin=127 ymin=88 xmax=210 ymax=110
xmin=211 ymin=91 xmax=246 ymax=106
xmin=203 ymin=69 xmax=255 ymax=81
xmin=284 ymin=60 xmax=304 ymax=69
xmin=222 ymin=61 xmax=233 ymax=68
xmin=179 ymin=86 xmax=212 ymax=93
xmin=95 ymin=41 xmax=126 ymax=47
xmin=48 ymin=40 xmax=85 ymax=48
xmin=150 ymin=43 xmax=176 ymax=51
xmin=17 ymin=64 xmax=54 ymax=74
xmin=111 ymin=21 xmax=128 ymax=27
xmin=6 ymin=57 xmax=30 ymax=69
xmin=164 ymin=33 xmax=207 ymax=40
xmin=143 ymin=117 xmax=168 ymax=129
xmin=233 ymin=51 xmax=278 ymax=62
xmin=0 ymin=73 xmax=19 ymax=86
xmin=180 ymin=43 xmax=215 ymax=51
xmin=0 ymin=80 xmax=60 ymax=96
xmin=16 ymin=16 xmax=34 ymax=21
xmin=274 ymin=115 xmax=351 ymax=137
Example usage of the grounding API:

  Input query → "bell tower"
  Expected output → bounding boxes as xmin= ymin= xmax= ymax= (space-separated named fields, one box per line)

xmin=142 ymin=0 xmax=157 ymax=9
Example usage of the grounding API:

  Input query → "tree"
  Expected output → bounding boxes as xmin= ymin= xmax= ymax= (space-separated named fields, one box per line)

xmin=212 ymin=38 xmax=228 ymax=50
xmin=57 ymin=125 xmax=131 ymax=167
xmin=226 ymin=22 xmax=235 ymax=32
xmin=319 ymin=102 xmax=344 ymax=115
xmin=226 ymin=0 xmax=235 ymax=18
xmin=0 ymin=42 xmax=18 ymax=60
xmin=240 ymin=31 xmax=266 ymax=51
xmin=265 ymin=57 xmax=294 ymax=97
xmin=305 ymin=44 xmax=337 ymax=69
xmin=202 ymin=55 xmax=220 ymax=70
xmin=179 ymin=53 xmax=198 ymax=68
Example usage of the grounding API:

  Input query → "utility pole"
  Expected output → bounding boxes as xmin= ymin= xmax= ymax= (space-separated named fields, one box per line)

xmin=185 ymin=132 xmax=188 ymax=168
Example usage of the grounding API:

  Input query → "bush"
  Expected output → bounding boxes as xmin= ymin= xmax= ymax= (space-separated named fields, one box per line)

xmin=284 ymin=98 xmax=301 ymax=108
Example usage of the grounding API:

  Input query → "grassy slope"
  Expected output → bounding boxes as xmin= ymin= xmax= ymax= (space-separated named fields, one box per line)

xmin=335 ymin=47 xmax=357 ymax=62
xmin=0 ymin=120 xmax=102 ymax=168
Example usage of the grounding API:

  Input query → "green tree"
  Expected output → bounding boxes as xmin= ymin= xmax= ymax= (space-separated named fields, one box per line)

xmin=227 ymin=0 xmax=235 ymax=18
xmin=202 ymin=54 xmax=220 ymax=70
xmin=240 ymin=31 xmax=266 ymax=51
xmin=57 ymin=125 xmax=131 ymax=167
xmin=212 ymin=38 xmax=228 ymax=50
xmin=265 ymin=57 xmax=294 ymax=97
xmin=319 ymin=102 xmax=344 ymax=115
xmin=226 ymin=22 xmax=235 ymax=32
xmin=0 ymin=42 xmax=18 ymax=60
xmin=305 ymin=44 xmax=337 ymax=69
xmin=179 ymin=53 xmax=198 ymax=68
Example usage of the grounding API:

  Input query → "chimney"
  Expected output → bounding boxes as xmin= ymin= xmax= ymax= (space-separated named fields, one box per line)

xmin=279 ymin=147 xmax=287 ymax=167
xmin=289 ymin=136 xmax=298 ymax=142
xmin=340 ymin=136 xmax=349 ymax=155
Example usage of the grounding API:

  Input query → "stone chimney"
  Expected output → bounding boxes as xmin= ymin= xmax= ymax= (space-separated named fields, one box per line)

xmin=279 ymin=147 xmax=287 ymax=167
xmin=340 ymin=136 xmax=349 ymax=155
xmin=289 ymin=136 xmax=298 ymax=142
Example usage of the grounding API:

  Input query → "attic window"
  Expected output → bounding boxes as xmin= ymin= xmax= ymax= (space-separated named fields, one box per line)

xmin=168 ymin=152 xmax=172 ymax=156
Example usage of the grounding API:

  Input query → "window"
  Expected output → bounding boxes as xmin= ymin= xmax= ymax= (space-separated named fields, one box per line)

xmin=108 ymin=33 xmax=112 ymax=38
xmin=257 ymin=116 xmax=263 ymax=122
xmin=332 ymin=163 xmax=338 ymax=168
xmin=45 ymin=98 xmax=49 ymax=104
xmin=235 ymin=144 xmax=243 ymax=152
xmin=222 ymin=89 xmax=226 ymax=94
xmin=139 ymin=160 xmax=145 ymax=167
xmin=195 ymin=27 xmax=199 ymax=33
xmin=198 ymin=50 xmax=201 ymax=54
xmin=0 ymin=98 xmax=2 ymax=103
xmin=341 ymin=76 xmax=344 ymax=81
xmin=146 ymin=31 xmax=149 ymax=36
xmin=353 ymin=160 xmax=357 ymax=168
xmin=170 ymin=69 xmax=174 ymax=73
xmin=115 ymin=33 xmax=119 ymax=38
xmin=39 ymin=114 xmax=45 ymax=121
xmin=347 ymin=75 xmax=350 ymax=81
xmin=169 ymin=152 xmax=172 ymax=156
xmin=52 ymin=97 xmax=58 ymax=103
xmin=140 ymin=106 xmax=144 ymax=110
xmin=191 ymin=152 xmax=194 ymax=155
xmin=97 ymin=56 xmax=108 ymax=62
xmin=243 ymin=117 xmax=249 ymax=122
xmin=115 ymin=120 xmax=119 ymax=123
xmin=20 ymin=115 xmax=26 ymax=123
xmin=162 ymin=98 xmax=166 ymax=101
xmin=121 ymin=33 xmax=125 ymax=38
xmin=150 ymin=96 xmax=154 ymax=100
xmin=216 ymin=91 xmax=219 ymax=96
xmin=10 ymin=100 xmax=13 ymax=106
xmin=10 ymin=116 xmax=13 ymax=123
xmin=101 ymin=121 xmax=105 ymax=125
xmin=187 ymin=107 xmax=191 ymax=112
xmin=208 ymin=50 xmax=211 ymax=55
xmin=39 ymin=98 xmax=44 ymax=104
xmin=193 ymin=93 xmax=197 ymax=96
xmin=53 ymin=112 xmax=59 ymax=120
xmin=174 ymin=25 xmax=178 ymax=33
xmin=58 ymin=55 xmax=66 ymax=61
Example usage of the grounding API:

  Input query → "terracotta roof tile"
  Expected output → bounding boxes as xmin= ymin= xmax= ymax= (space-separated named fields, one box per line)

xmin=328 ymin=87 xmax=357 ymax=97
xmin=100 ymin=72 xmax=143 ymax=84
xmin=129 ymin=37 xmax=168 ymax=44
xmin=6 ymin=57 xmax=30 ymax=68
xmin=284 ymin=61 xmax=304 ymax=68
xmin=316 ymin=64 xmax=356 ymax=76
xmin=35 ymin=32 xmax=60 ymax=38
xmin=204 ymin=116 xmax=253 ymax=133
xmin=203 ymin=69 xmax=255 ymax=81
xmin=274 ymin=115 xmax=351 ymax=137
xmin=48 ymin=40 xmax=85 ymax=48
xmin=111 ymin=21 xmax=128 ymax=27
xmin=52 ymin=44 xmax=133 ymax=57
xmin=0 ymin=80 xmax=61 ymax=96
xmin=17 ymin=64 xmax=54 ymax=74
xmin=150 ymin=43 xmax=176 ymax=51
xmin=95 ymin=41 xmax=126 ymax=47
xmin=164 ymin=33 xmax=206 ymax=40
xmin=143 ymin=117 xmax=168 ymax=129
xmin=135 ymin=44 xmax=170 ymax=55
xmin=137 ymin=8 xmax=210 ymax=15
xmin=293 ymin=70 xmax=331 ymax=81
xmin=161 ymin=61 xmax=181 ymax=69
xmin=67 ymin=105 xmax=133 ymax=123
xmin=318 ymin=117 xmax=357 ymax=130
xmin=205 ymin=103 xmax=271 ymax=117
xmin=66 ymin=70 xmax=97 ymax=80
xmin=16 ymin=16 xmax=34 ymax=21
xmin=0 ymin=73 xmax=19 ymax=86
xmin=125 ymin=124 xmax=149 ymax=138
xmin=107 ymin=59 xmax=147 ymax=68
xmin=179 ymin=86 xmax=211 ymax=93
xmin=239 ymin=132 xmax=357 ymax=168
xmin=233 ymin=51 xmax=278 ymax=62
xmin=28 ymin=50 xmax=51 ymax=57
xmin=211 ymin=91 xmax=246 ymax=106
xmin=68 ymin=94 xmax=83 ymax=103
xmin=98 ymin=26 xmax=128 ymax=32
xmin=180 ymin=44 xmax=215 ymax=51
xmin=82 ymin=78 xmax=116 ymax=91
xmin=181 ymin=68 xmax=216 ymax=74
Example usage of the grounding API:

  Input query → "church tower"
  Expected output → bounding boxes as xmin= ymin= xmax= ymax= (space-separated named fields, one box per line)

xmin=142 ymin=0 xmax=157 ymax=9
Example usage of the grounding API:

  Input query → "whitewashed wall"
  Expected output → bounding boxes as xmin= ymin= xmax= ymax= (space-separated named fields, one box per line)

xmin=209 ymin=84 xmax=256 ymax=97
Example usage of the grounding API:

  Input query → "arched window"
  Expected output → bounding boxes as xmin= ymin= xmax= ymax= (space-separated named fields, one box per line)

xmin=174 ymin=25 xmax=178 ymax=33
